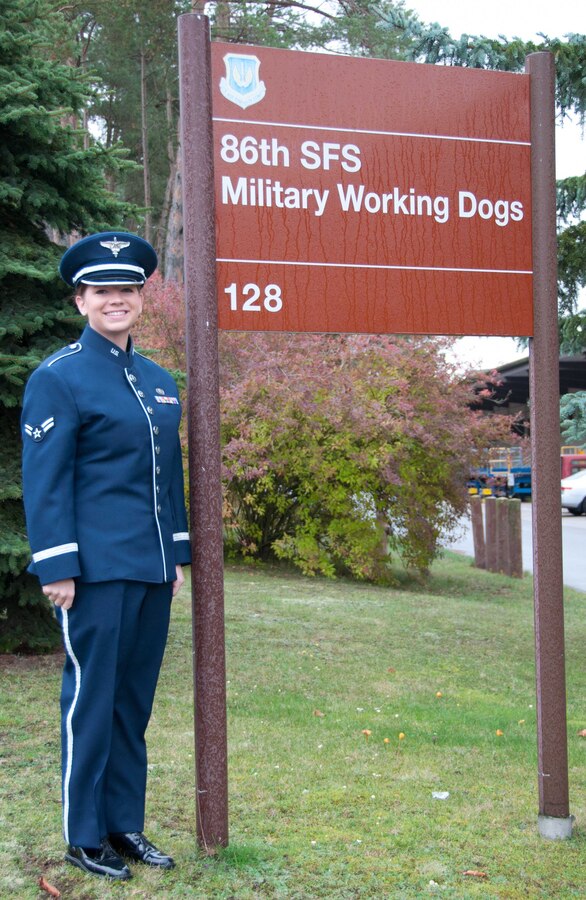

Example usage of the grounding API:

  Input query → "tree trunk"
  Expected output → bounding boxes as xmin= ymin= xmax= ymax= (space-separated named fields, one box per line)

xmin=141 ymin=48 xmax=152 ymax=244
xmin=164 ymin=0 xmax=230 ymax=279
xmin=156 ymin=87 xmax=178 ymax=269
xmin=164 ymin=140 xmax=183 ymax=283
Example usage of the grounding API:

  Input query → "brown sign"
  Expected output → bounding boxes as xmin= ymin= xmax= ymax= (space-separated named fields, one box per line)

xmin=211 ymin=44 xmax=532 ymax=336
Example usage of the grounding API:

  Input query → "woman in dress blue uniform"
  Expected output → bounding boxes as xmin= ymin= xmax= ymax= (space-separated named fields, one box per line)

xmin=21 ymin=232 xmax=190 ymax=880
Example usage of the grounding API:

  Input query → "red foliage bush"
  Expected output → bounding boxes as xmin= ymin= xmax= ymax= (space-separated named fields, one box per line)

xmin=136 ymin=277 xmax=517 ymax=580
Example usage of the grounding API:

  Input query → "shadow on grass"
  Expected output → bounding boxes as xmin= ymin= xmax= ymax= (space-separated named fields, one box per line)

xmin=226 ymin=550 xmax=533 ymax=608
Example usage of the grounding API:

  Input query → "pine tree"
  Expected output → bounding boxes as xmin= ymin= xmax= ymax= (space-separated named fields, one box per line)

xmin=0 ymin=0 xmax=135 ymax=652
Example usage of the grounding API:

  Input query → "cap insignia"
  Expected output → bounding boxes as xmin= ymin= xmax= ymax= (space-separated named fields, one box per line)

xmin=100 ymin=238 xmax=131 ymax=258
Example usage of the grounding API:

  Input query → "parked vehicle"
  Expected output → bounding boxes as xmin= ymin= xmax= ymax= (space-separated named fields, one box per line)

xmin=561 ymin=469 xmax=586 ymax=516
xmin=560 ymin=452 xmax=586 ymax=479
xmin=467 ymin=467 xmax=531 ymax=500
xmin=468 ymin=448 xmax=586 ymax=503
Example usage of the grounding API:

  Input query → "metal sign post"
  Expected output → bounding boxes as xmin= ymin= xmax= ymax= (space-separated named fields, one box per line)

xmin=527 ymin=51 xmax=572 ymax=839
xmin=179 ymin=12 xmax=228 ymax=849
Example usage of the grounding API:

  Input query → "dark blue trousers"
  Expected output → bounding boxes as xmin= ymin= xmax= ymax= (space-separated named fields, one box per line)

xmin=56 ymin=580 xmax=172 ymax=847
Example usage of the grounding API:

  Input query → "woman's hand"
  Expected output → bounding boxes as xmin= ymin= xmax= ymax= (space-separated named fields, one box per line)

xmin=172 ymin=564 xmax=185 ymax=597
xmin=42 ymin=579 xmax=76 ymax=610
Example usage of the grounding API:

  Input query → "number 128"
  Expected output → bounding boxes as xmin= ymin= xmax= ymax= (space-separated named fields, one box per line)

xmin=223 ymin=283 xmax=283 ymax=313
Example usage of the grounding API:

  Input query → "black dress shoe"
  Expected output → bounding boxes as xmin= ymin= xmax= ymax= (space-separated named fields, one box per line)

xmin=109 ymin=831 xmax=175 ymax=869
xmin=65 ymin=840 xmax=132 ymax=879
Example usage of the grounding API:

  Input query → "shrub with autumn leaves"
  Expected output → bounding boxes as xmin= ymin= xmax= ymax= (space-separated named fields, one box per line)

xmin=135 ymin=274 xmax=516 ymax=582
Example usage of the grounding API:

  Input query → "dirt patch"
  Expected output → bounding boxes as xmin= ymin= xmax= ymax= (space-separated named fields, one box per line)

xmin=0 ymin=652 xmax=63 ymax=674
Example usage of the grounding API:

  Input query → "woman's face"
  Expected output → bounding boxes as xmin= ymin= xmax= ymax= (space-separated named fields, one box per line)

xmin=75 ymin=284 xmax=143 ymax=349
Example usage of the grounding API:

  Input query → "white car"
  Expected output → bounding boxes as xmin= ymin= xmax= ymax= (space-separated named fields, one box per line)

xmin=561 ymin=469 xmax=586 ymax=516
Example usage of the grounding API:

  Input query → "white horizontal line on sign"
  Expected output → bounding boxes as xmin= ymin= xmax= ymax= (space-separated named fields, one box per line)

xmin=217 ymin=258 xmax=533 ymax=275
xmin=213 ymin=117 xmax=531 ymax=147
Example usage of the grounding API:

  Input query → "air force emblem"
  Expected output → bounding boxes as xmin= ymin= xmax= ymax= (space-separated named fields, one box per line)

xmin=100 ymin=238 xmax=131 ymax=258
xmin=25 ymin=417 xmax=55 ymax=442
xmin=220 ymin=53 xmax=266 ymax=109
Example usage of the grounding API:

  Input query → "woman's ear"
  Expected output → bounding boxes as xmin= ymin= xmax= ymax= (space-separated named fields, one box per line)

xmin=75 ymin=293 xmax=86 ymax=315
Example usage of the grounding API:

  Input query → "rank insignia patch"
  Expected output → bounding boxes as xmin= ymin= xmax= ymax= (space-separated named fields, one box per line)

xmin=25 ymin=417 xmax=55 ymax=442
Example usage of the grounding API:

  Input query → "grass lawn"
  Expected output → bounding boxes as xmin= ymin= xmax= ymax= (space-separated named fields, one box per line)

xmin=1 ymin=552 xmax=585 ymax=898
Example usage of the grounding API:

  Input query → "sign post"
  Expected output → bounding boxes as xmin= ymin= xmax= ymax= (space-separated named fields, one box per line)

xmin=179 ymin=13 xmax=228 ymax=850
xmin=526 ymin=51 xmax=572 ymax=839
xmin=179 ymin=13 xmax=571 ymax=847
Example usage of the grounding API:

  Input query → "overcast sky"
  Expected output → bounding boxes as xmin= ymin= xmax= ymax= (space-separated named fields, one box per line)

xmin=409 ymin=0 xmax=585 ymax=368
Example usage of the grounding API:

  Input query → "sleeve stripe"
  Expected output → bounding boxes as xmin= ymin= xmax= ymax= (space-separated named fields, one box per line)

xmin=173 ymin=532 xmax=190 ymax=542
xmin=32 ymin=543 xmax=79 ymax=563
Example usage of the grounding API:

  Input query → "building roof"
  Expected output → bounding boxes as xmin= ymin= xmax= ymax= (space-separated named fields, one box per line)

xmin=489 ymin=354 xmax=586 ymax=406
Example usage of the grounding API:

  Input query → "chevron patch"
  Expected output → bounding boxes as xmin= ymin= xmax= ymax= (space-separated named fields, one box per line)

xmin=24 ymin=417 xmax=55 ymax=442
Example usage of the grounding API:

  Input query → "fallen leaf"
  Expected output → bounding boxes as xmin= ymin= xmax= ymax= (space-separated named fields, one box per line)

xmin=578 ymin=729 xmax=586 ymax=738
xmin=38 ymin=877 xmax=61 ymax=898
xmin=313 ymin=709 xmax=325 ymax=717
xmin=462 ymin=870 xmax=488 ymax=878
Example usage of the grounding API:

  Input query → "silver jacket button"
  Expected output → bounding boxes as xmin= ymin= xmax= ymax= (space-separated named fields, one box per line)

xmin=147 ymin=406 xmax=154 ymax=415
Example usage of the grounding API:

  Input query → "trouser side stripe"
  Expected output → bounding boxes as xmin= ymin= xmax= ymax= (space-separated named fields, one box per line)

xmin=61 ymin=609 xmax=82 ymax=845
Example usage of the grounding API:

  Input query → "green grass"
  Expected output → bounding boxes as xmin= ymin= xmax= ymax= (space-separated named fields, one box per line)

xmin=2 ymin=553 xmax=586 ymax=898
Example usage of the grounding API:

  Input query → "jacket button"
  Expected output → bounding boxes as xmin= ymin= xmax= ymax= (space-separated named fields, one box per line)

xmin=138 ymin=390 xmax=145 ymax=398
xmin=129 ymin=374 xmax=137 ymax=383
xmin=153 ymin=425 xmax=159 ymax=435
xmin=147 ymin=406 xmax=154 ymax=415
xmin=157 ymin=504 xmax=162 ymax=514
xmin=156 ymin=466 xmax=161 ymax=475
xmin=155 ymin=445 xmax=161 ymax=455
xmin=156 ymin=485 xmax=160 ymax=494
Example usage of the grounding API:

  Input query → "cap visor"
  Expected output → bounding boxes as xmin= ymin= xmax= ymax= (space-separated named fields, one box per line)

xmin=76 ymin=273 xmax=145 ymax=285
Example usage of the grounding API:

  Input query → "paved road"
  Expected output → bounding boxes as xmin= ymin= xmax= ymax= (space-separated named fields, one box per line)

xmin=444 ymin=502 xmax=586 ymax=593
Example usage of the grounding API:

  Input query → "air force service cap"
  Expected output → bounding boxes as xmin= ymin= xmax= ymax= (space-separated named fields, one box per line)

xmin=59 ymin=231 xmax=157 ymax=287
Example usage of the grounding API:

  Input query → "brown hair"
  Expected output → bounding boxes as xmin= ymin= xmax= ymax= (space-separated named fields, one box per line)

xmin=74 ymin=282 xmax=143 ymax=301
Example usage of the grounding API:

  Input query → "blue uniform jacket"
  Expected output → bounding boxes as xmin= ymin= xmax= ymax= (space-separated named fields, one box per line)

xmin=21 ymin=325 xmax=191 ymax=585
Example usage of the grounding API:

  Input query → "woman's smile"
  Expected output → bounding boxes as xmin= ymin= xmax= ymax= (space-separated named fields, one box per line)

xmin=76 ymin=284 xmax=143 ymax=348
